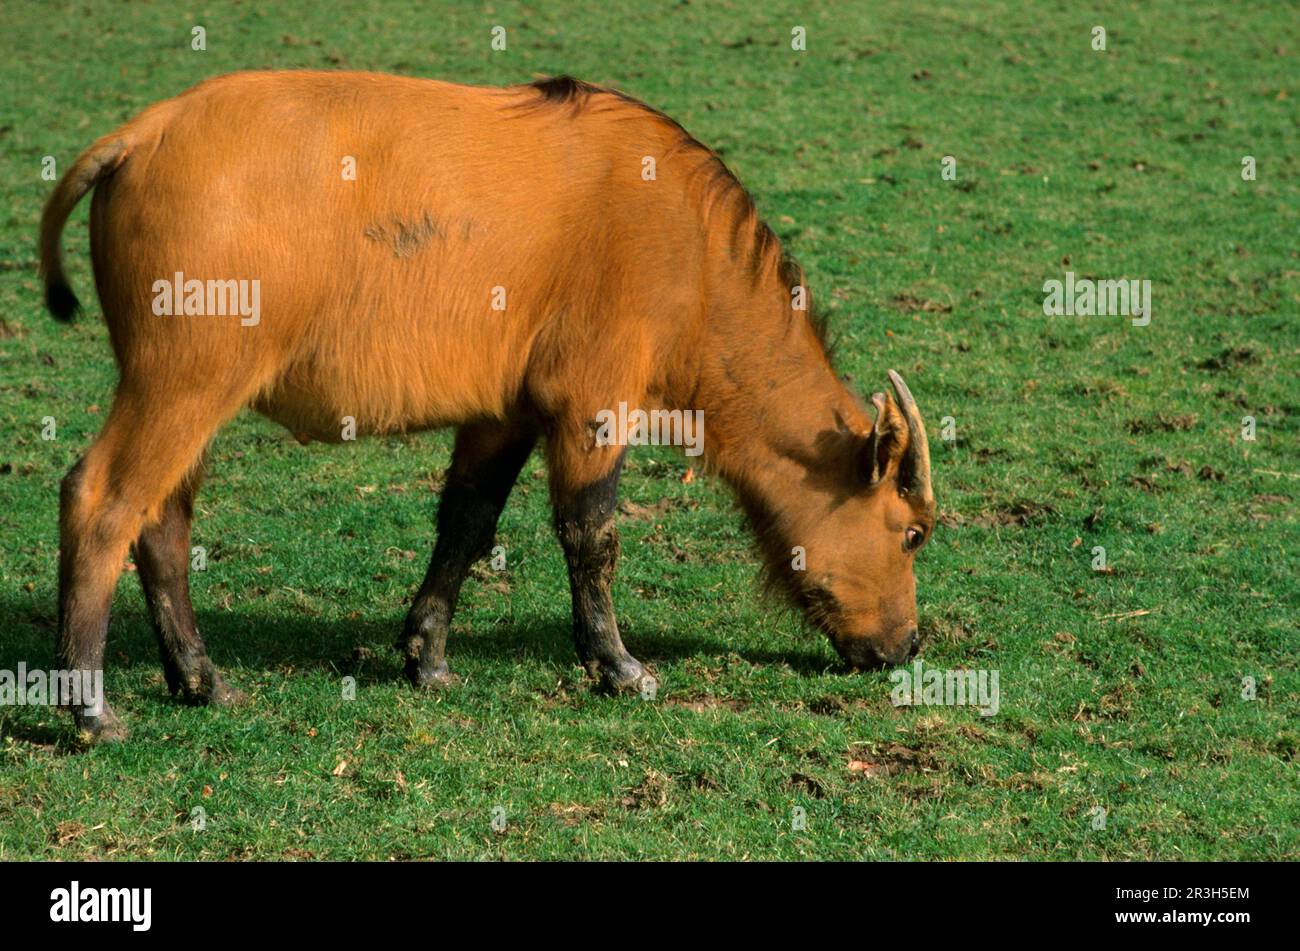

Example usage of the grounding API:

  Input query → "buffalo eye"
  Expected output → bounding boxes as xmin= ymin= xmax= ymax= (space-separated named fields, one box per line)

xmin=904 ymin=527 xmax=925 ymax=552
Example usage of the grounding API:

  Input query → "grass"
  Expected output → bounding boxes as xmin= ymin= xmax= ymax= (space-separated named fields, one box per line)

xmin=0 ymin=0 xmax=1296 ymax=860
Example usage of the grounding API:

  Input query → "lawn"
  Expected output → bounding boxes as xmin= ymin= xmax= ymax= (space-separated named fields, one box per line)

xmin=0 ymin=0 xmax=1295 ymax=860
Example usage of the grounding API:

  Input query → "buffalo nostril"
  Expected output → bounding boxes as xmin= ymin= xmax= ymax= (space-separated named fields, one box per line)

xmin=904 ymin=628 xmax=920 ymax=658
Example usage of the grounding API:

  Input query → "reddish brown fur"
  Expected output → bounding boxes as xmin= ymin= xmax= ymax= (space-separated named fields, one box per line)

xmin=40 ymin=71 xmax=934 ymax=736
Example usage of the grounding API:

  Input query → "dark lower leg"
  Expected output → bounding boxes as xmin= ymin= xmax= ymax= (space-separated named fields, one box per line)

xmin=57 ymin=459 xmax=126 ymax=741
xmin=134 ymin=473 xmax=241 ymax=707
xmin=553 ymin=452 xmax=655 ymax=695
xmin=400 ymin=421 xmax=537 ymax=687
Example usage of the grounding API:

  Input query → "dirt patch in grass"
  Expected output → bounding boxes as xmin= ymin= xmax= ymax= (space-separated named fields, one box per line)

xmin=618 ymin=498 xmax=697 ymax=521
xmin=846 ymin=741 xmax=941 ymax=778
xmin=1076 ymin=380 xmax=1130 ymax=401
xmin=996 ymin=770 xmax=1058 ymax=792
xmin=807 ymin=695 xmax=851 ymax=715
xmin=806 ymin=694 xmax=879 ymax=716
xmin=468 ymin=562 xmax=511 ymax=594
xmin=1126 ymin=414 xmax=1198 ymax=435
xmin=1073 ymin=681 xmax=1139 ymax=721
xmin=664 ymin=694 xmax=749 ymax=713
xmin=1252 ymin=494 xmax=1288 ymax=506
xmin=787 ymin=772 xmax=827 ymax=798
xmin=1197 ymin=346 xmax=1260 ymax=372
xmin=549 ymin=801 xmax=601 ymax=826
xmin=891 ymin=293 xmax=953 ymax=314
xmin=681 ymin=771 xmax=722 ymax=791
xmin=938 ymin=499 xmax=1055 ymax=528
xmin=1248 ymin=494 xmax=1289 ymax=522
xmin=50 ymin=820 xmax=85 ymax=846
xmin=620 ymin=770 xmax=672 ymax=810
xmin=926 ymin=614 xmax=976 ymax=644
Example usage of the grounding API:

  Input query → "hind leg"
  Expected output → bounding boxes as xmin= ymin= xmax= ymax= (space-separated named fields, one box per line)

xmin=399 ymin=420 xmax=538 ymax=687
xmin=58 ymin=385 xmax=237 ymax=742
xmin=134 ymin=468 xmax=242 ymax=707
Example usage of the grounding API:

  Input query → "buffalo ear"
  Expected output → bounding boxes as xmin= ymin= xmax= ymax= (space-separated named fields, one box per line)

xmin=858 ymin=391 xmax=907 ymax=486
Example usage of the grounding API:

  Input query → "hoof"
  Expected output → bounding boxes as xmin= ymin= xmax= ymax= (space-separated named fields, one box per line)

xmin=178 ymin=661 xmax=244 ymax=708
xmin=208 ymin=678 xmax=246 ymax=708
xmin=74 ymin=704 xmax=128 ymax=745
xmin=405 ymin=658 xmax=460 ymax=690
xmin=597 ymin=659 xmax=658 ymax=698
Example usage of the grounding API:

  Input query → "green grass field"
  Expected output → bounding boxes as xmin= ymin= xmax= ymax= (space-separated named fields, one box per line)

xmin=0 ymin=1 xmax=1295 ymax=860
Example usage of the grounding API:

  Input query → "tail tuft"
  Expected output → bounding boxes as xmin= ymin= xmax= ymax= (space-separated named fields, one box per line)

xmin=39 ymin=136 xmax=126 ymax=325
xmin=45 ymin=279 xmax=81 ymax=322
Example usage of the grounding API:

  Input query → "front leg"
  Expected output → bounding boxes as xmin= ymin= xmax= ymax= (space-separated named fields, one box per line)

xmin=550 ymin=445 xmax=656 ymax=696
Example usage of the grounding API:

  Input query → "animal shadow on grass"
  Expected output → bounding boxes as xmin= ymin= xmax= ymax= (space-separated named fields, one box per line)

xmin=187 ymin=606 xmax=828 ymax=678
xmin=0 ymin=594 xmax=833 ymax=747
